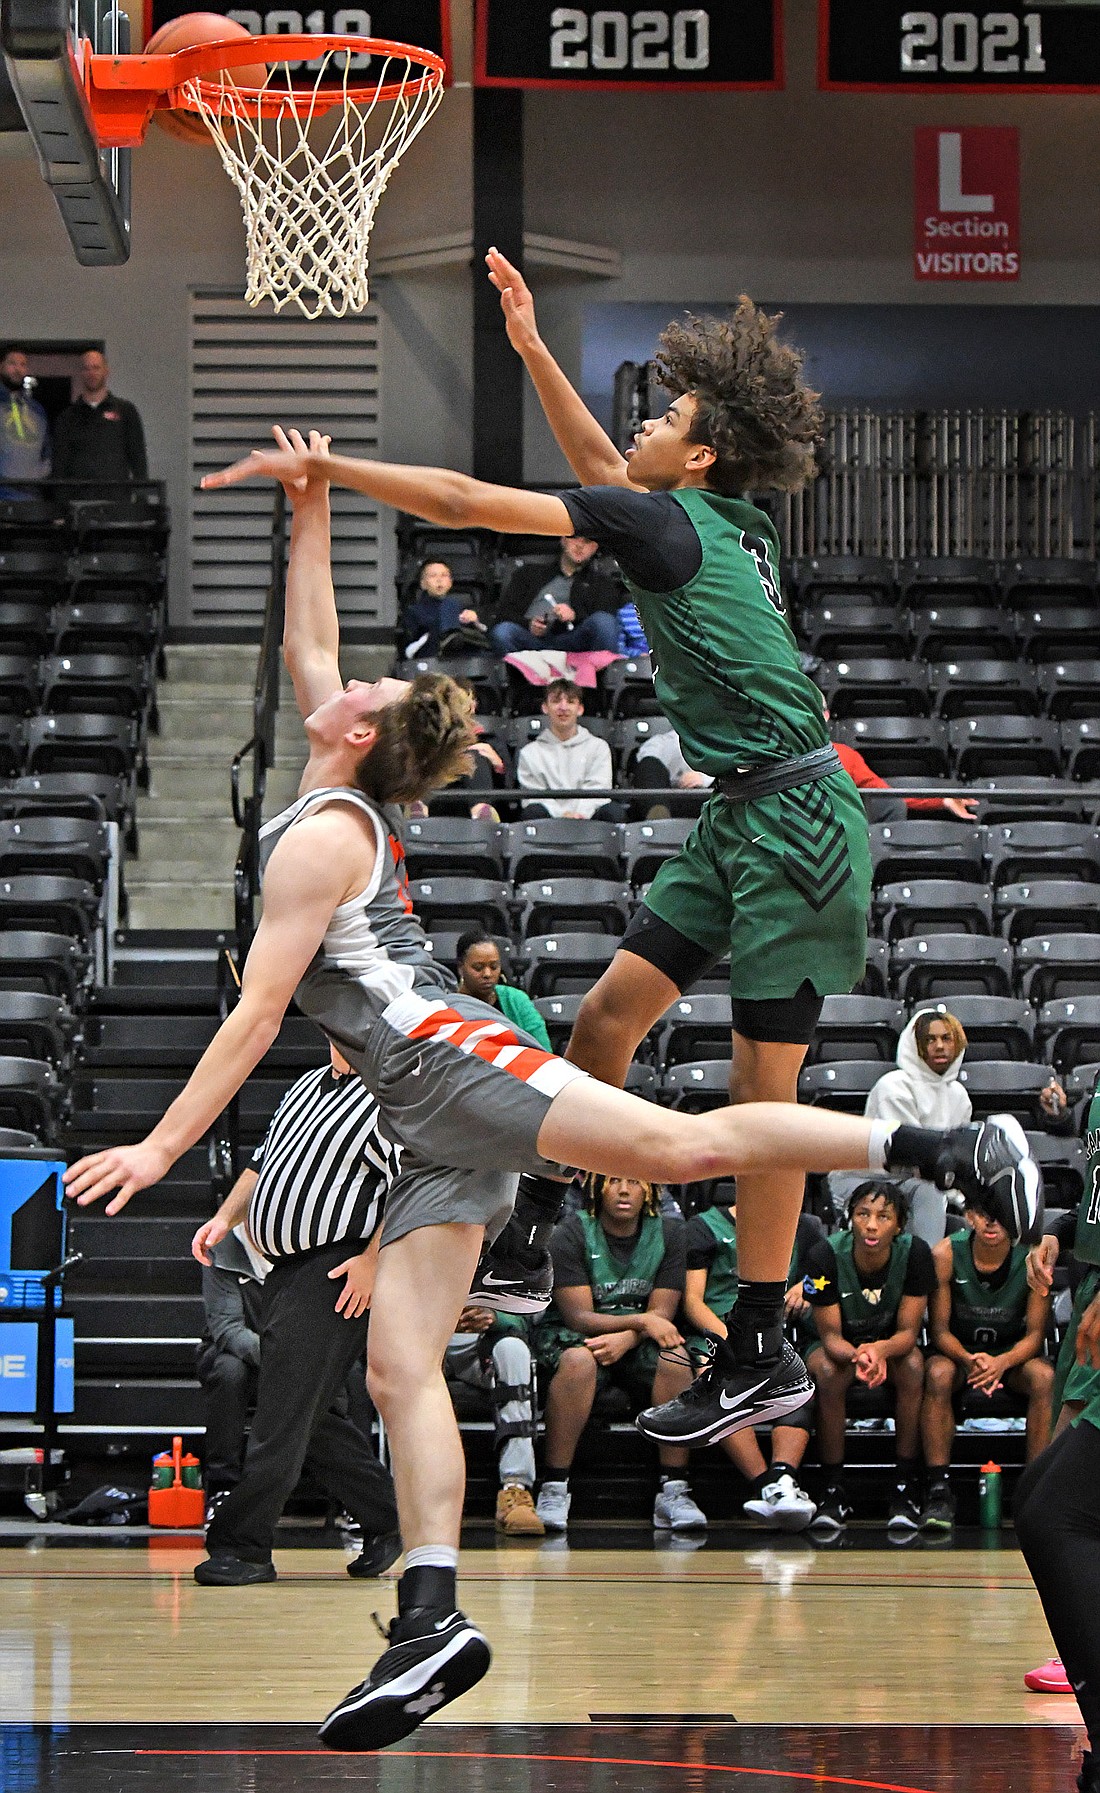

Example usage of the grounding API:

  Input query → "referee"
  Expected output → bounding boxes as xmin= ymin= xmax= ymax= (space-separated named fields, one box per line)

xmin=192 ymin=1045 xmax=401 ymax=1586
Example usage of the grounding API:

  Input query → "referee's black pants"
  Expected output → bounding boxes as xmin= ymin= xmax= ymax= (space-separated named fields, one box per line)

xmin=1015 ymin=1417 xmax=1100 ymax=1752
xmin=205 ymin=1240 xmax=398 ymax=1565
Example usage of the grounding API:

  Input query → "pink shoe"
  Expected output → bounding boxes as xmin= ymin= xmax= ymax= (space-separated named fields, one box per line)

xmin=1023 ymin=1657 xmax=1072 ymax=1693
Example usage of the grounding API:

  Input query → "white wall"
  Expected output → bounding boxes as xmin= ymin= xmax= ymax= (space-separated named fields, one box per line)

xmin=2 ymin=0 xmax=1098 ymax=611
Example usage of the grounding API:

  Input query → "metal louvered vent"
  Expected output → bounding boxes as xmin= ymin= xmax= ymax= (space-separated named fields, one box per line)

xmin=189 ymin=292 xmax=394 ymax=627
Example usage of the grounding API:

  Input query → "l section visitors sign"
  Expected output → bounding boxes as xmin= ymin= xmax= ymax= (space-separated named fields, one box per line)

xmin=914 ymin=126 xmax=1019 ymax=281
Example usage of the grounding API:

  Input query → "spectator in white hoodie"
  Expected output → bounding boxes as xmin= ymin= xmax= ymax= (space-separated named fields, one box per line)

xmin=864 ymin=1011 xmax=971 ymax=1248
xmin=517 ymin=678 xmax=625 ymax=822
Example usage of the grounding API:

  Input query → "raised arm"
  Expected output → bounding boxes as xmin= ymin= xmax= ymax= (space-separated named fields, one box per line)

xmin=486 ymin=248 xmax=631 ymax=488
xmin=64 ymin=812 xmax=365 ymax=1212
xmin=204 ymin=442 xmax=574 ymax=539
xmin=275 ymin=427 xmax=343 ymax=721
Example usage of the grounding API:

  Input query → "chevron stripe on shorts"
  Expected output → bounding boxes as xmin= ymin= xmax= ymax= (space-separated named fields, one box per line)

xmin=779 ymin=783 xmax=853 ymax=914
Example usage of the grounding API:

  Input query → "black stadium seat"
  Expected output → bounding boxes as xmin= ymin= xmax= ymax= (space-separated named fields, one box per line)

xmin=0 ymin=599 xmax=52 ymax=653
xmin=956 ymin=1061 xmax=1052 ymax=1125
xmin=912 ymin=995 xmax=1034 ymax=1062
xmin=601 ymin=656 xmax=658 ymax=718
xmin=898 ymin=556 xmax=998 ymax=607
xmin=1025 ymin=1133 xmax=1087 ymax=1208
xmin=515 ymin=877 xmax=632 ymax=937
xmin=41 ymin=653 xmax=149 ymax=720
xmin=0 ymin=816 xmax=111 ymax=888
xmin=532 ymin=994 xmax=584 ymax=1055
xmin=908 ymin=606 xmax=1015 ymax=663
xmin=796 ymin=555 xmax=896 ymax=606
xmin=811 ymin=995 xmax=904 ymax=1063
xmin=0 ymin=873 xmax=99 ymax=944
xmin=858 ymin=939 xmax=891 ymax=998
xmin=652 ymin=994 xmax=733 ymax=1069
xmin=1016 ymin=936 xmax=1100 ymax=1005
xmin=798 ymin=1060 xmax=884 ymax=1113
xmin=401 ymin=816 xmax=508 ymax=881
xmin=874 ymin=879 xmax=992 ymax=941
xmin=620 ymin=818 xmax=695 ymax=888
xmin=612 ymin=716 xmax=675 ymax=778
xmin=932 ymin=661 xmax=1039 ymax=720
xmin=0 ymin=1055 xmax=63 ymax=1139
xmin=984 ymin=822 xmax=1100 ymax=888
xmin=660 ymin=1059 xmax=732 ymax=1113
xmin=948 ymin=716 xmax=1061 ymax=781
xmin=868 ymin=819 xmax=985 ymax=887
xmin=507 ymin=818 xmax=621 ymax=883
xmin=24 ymin=714 xmax=138 ymax=782
xmin=994 ymin=880 xmax=1100 ymax=942
xmin=1039 ymin=663 xmax=1100 ymax=721
xmin=832 ymin=718 xmax=950 ymax=780
xmin=891 ymin=934 xmax=1014 ymax=1000
xmin=804 ymin=605 xmax=909 ymax=661
xmin=0 ymin=929 xmax=88 ymax=1002
xmin=407 ymin=876 xmax=512 ymax=938
xmin=1036 ymin=999 xmax=1100 ymax=1075
xmin=52 ymin=600 xmax=161 ymax=658
xmin=0 ymin=991 xmax=74 ymax=1065
xmin=1062 ymin=720 xmax=1100 ymax=783
xmin=0 ymin=717 xmax=24 ymax=776
xmin=1003 ymin=556 xmax=1098 ymax=609
xmin=0 ymin=652 xmax=41 ymax=716
xmin=520 ymin=933 xmax=618 ymax=998
xmin=1017 ymin=607 xmax=1100 ymax=664
xmin=820 ymin=658 xmax=929 ymax=719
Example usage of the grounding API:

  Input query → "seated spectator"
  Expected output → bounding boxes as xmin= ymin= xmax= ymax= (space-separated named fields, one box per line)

xmin=616 ymin=598 xmax=650 ymax=657
xmin=921 ymin=1205 xmax=1054 ymax=1529
xmin=445 ymin=1306 xmax=543 ymax=1535
xmin=455 ymin=928 xmax=552 ymax=1049
xmin=826 ymin=703 xmax=977 ymax=823
xmin=51 ymin=349 xmax=147 ymax=484
xmin=197 ymin=1220 xmax=268 ymax=1510
xmin=629 ymin=726 xmax=713 ymax=818
xmin=400 ymin=558 xmax=488 ymax=657
xmin=190 ymin=1047 xmax=400 ymax=1585
xmin=803 ymin=1180 xmax=934 ymax=1538
xmin=683 ymin=1193 xmax=821 ymax=1530
xmin=0 ymin=346 xmax=49 ymax=495
xmin=491 ymin=534 xmax=621 ymax=656
xmin=532 ymin=1173 xmax=705 ymax=1533
xmin=517 ymin=678 xmax=625 ymax=821
xmin=866 ymin=1010 xmax=1073 ymax=1248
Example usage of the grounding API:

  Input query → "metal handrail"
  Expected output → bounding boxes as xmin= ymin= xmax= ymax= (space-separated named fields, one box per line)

xmin=230 ymin=486 xmax=287 ymax=959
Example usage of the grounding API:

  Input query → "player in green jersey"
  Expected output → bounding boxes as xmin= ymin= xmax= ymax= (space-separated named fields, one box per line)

xmin=1017 ymin=1073 xmax=1100 ymax=1779
xmin=921 ymin=1207 xmax=1052 ymax=1531
xmin=485 ymin=248 xmax=870 ymax=1441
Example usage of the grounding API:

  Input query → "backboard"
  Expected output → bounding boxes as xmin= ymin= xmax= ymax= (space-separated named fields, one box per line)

xmin=1 ymin=0 xmax=131 ymax=265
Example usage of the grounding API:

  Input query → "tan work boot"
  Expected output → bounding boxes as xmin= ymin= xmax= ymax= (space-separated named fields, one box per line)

xmin=495 ymin=1483 xmax=545 ymax=1536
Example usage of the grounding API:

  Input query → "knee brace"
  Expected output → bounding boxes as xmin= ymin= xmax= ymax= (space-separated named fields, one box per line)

xmin=487 ymin=1339 xmax=538 ymax=1447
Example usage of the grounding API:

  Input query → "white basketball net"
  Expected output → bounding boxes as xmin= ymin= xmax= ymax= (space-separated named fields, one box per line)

xmin=181 ymin=48 xmax=444 ymax=320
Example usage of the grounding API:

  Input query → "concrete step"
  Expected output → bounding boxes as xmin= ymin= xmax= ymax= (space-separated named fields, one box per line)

xmin=164 ymin=644 xmax=259 ymax=682
xmin=132 ymin=820 xmax=239 ymax=877
xmin=127 ymin=883 xmax=236 ymax=931
xmin=153 ymin=699 xmax=255 ymax=744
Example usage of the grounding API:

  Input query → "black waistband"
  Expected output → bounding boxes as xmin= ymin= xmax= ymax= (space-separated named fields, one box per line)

xmin=714 ymin=744 xmax=843 ymax=804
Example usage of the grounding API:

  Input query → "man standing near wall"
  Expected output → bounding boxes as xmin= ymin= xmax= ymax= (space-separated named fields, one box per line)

xmin=52 ymin=349 xmax=148 ymax=484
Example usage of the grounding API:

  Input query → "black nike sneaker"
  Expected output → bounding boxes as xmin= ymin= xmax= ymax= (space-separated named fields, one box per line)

xmin=319 ymin=1605 xmax=491 ymax=1752
xmin=636 ymin=1336 xmax=813 ymax=1447
xmin=809 ymin=1483 xmax=853 ymax=1541
xmin=920 ymin=1480 xmax=956 ymax=1534
xmin=887 ymin=1482 xmax=923 ymax=1536
xmin=932 ymin=1113 xmax=1043 ymax=1244
xmin=468 ymin=1216 xmax=553 ymax=1315
xmin=1079 ymin=1750 xmax=1100 ymax=1793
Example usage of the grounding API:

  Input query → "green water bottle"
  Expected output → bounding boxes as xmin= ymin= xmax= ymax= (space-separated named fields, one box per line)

xmin=151 ymin=1453 xmax=173 ymax=1491
xmin=979 ymin=1461 xmax=1003 ymax=1529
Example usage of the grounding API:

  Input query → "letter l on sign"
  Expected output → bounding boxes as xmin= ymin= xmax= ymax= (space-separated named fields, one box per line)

xmin=938 ymin=132 xmax=994 ymax=212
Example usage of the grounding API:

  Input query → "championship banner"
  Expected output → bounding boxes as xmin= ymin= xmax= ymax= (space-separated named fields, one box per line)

xmin=474 ymin=0 xmax=784 ymax=90
xmin=143 ymin=0 xmax=451 ymax=66
xmin=914 ymin=126 xmax=1020 ymax=282
xmin=821 ymin=0 xmax=1100 ymax=93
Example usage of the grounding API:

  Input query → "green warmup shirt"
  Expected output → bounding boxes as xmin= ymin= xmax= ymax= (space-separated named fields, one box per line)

xmin=534 ymin=1210 xmax=673 ymax=1367
xmin=560 ymin=484 xmax=871 ymax=1000
xmin=494 ymin=981 xmax=552 ymax=1051
xmin=801 ymin=1229 xmax=924 ymax=1349
xmin=1055 ymin=1081 xmax=1100 ymax=1426
xmin=947 ymin=1229 xmax=1030 ymax=1352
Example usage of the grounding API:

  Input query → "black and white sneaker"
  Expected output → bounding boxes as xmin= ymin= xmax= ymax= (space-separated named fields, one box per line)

xmin=636 ymin=1337 xmax=812 ymax=1447
xmin=319 ymin=1605 xmax=491 ymax=1752
xmin=933 ymin=1114 xmax=1043 ymax=1244
xmin=887 ymin=1483 xmax=922 ymax=1535
xmin=469 ymin=1218 xmax=553 ymax=1316
xmin=809 ymin=1484 xmax=852 ymax=1540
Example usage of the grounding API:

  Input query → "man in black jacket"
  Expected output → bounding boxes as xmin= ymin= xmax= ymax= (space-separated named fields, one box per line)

xmin=52 ymin=349 xmax=148 ymax=484
xmin=489 ymin=533 xmax=622 ymax=656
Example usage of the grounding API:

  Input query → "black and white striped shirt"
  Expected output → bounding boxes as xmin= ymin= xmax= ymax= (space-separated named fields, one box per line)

xmin=247 ymin=1065 xmax=400 ymax=1261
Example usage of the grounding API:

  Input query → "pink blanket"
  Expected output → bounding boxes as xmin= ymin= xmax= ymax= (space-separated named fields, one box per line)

xmin=503 ymin=649 xmax=621 ymax=690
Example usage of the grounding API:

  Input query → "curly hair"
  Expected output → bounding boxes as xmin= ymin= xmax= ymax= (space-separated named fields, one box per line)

xmin=583 ymin=1173 xmax=661 ymax=1219
xmin=353 ymin=672 xmax=476 ymax=806
xmin=654 ymin=299 xmax=823 ymax=496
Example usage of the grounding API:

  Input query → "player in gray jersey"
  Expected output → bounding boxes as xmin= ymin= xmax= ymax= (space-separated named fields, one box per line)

xmin=65 ymin=430 xmax=1041 ymax=1755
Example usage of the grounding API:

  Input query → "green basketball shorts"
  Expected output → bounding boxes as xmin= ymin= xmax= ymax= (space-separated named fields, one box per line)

xmin=641 ymin=770 xmax=872 ymax=1003
xmin=1053 ymin=1266 xmax=1100 ymax=1424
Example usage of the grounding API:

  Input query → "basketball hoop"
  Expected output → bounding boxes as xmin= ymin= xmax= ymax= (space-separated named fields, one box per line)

xmin=84 ymin=36 xmax=446 ymax=318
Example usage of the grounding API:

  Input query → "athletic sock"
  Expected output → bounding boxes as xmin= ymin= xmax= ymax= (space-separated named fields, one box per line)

xmin=770 ymin=1461 xmax=796 ymax=1482
xmin=895 ymin=1456 xmax=919 ymax=1488
xmin=542 ymin=1468 xmax=570 ymax=1488
xmin=882 ymin=1124 xmax=952 ymax=1181
xmin=511 ymin=1172 xmax=571 ymax=1257
xmin=399 ymin=1549 xmax=458 ymax=1614
xmin=749 ymin=1469 xmax=772 ymax=1496
xmin=727 ymin=1281 xmax=786 ymax=1366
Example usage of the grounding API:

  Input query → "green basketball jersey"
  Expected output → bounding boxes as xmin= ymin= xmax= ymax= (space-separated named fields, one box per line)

xmin=830 ymin=1229 xmax=913 ymax=1345
xmin=947 ymin=1229 xmax=1029 ymax=1351
xmin=578 ymin=1210 xmax=668 ymax=1315
xmin=621 ymin=486 xmax=830 ymax=776
xmin=699 ymin=1206 xmax=739 ymax=1319
xmin=1074 ymin=1083 xmax=1100 ymax=1270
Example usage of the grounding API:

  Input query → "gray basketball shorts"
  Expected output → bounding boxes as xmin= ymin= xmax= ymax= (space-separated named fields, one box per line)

xmin=348 ymin=992 xmax=588 ymax=1249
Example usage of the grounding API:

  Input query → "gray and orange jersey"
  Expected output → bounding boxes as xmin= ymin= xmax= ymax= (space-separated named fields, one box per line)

xmin=258 ymin=785 xmax=451 ymax=1027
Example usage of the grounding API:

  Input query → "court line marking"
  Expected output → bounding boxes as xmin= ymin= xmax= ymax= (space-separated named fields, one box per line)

xmin=133 ymin=1745 xmax=938 ymax=1790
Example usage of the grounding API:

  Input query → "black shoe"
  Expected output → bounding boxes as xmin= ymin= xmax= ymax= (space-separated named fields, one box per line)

xmin=319 ymin=1605 xmax=491 ymax=1751
xmin=933 ymin=1114 xmax=1043 ymax=1244
xmin=1078 ymin=1750 xmax=1100 ymax=1793
xmin=203 ymin=1488 xmax=233 ymax=1528
xmin=810 ymin=1484 xmax=852 ymax=1540
xmin=887 ymin=1483 xmax=923 ymax=1535
xmin=347 ymin=1530 xmax=403 ymax=1580
xmin=920 ymin=1482 xmax=956 ymax=1533
xmin=194 ymin=1553 xmax=277 ymax=1586
xmin=636 ymin=1336 xmax=812 ymax=1446
xmin=469 ymin=1217 xmax=553 ymax=1315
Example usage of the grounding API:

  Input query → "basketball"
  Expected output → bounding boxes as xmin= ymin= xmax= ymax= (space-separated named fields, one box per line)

xmin=144 ymin=12 xmax=267 ymax=144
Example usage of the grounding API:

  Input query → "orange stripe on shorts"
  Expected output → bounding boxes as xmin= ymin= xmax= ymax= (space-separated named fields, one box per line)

xmin=408 ymin=1007 xmax=557 ymax=1084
